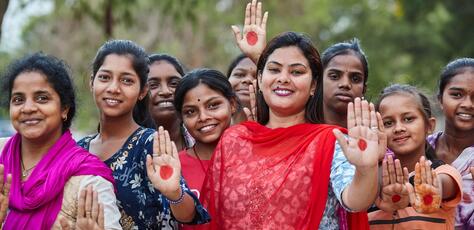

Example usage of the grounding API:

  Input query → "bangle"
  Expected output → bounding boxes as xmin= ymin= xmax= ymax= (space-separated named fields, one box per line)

xmin=166 ymin=187 xmax=185 ymax=205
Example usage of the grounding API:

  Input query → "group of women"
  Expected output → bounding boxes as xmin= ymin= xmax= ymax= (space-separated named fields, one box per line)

xmin=0 ymin=0 xmax=472 ymax=229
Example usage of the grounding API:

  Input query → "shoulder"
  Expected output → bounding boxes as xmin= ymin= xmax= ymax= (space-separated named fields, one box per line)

xmin=77 ymin=133 xmax=98 ymax=148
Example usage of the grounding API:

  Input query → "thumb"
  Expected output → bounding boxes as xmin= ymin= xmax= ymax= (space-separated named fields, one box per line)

xmin=146 ymin=155 xmax=155 ymax=176
xmin=231 ymin=25 xmax=242 ymax=42
xmin=243 ymin=107 xmax=254 ymax=121
xmin=59 ymin=216 xmax=71 ymax=230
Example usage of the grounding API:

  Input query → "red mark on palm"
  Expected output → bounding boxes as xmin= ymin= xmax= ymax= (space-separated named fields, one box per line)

xmin=423 ymin=194 xmax=433 ymax=205
xmin=246 ymin=31 xmax=258 ymax=46
xmin=391 ymin=195 xmax=401 ymax=203
xmin=358 ymin=139 xmax=367 ymax=151
xmin=160 ymin=165 xmax=173 ymax=180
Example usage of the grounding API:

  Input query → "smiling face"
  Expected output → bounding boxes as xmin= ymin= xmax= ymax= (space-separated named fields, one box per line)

xmin=379 ymin=94 xmax=435 ymax=156
xmin=439 ymin=71 xmax=474 ymax=133
xmin=90 ymin=54 xmax=147 ymax=119
xmin=322 ymin=54 xmax=365 ymax=114
xmin=228 ymin=57 xmax=257 ymax=107
xmin=181 ymin=83 xmax=235 ymax=144
xmin=259 ymin=46 xmax=315 ymax=118
xmin=147 ymin=60 xmax=183 ymax=121
xmin=10 ymin=71 xmax=68 ymax=142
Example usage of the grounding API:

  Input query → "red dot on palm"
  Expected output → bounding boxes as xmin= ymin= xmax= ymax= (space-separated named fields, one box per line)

xmin=358 ymin=139 xmax=367 ymax=151
xmin=423 ymin=194 xmax=433 ymax=205
xmin=246 ymin=31 xmax=258 ymax=46
xmin=160 ymin=165 xmax=173 ymax=180
xmin=391 ymin=195 xmax=401 ymax=203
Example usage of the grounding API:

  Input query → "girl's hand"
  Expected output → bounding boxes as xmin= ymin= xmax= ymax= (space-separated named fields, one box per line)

xmin=146 ymin=126 xmax=182 ymax=200
xmin=243 ymin=80 xmax=257 ymax=121
xmin=0 ymin=165 xmax=11 ymax=225
xmin=231 ymin=0 xmax=268 ymax=64
xmin=375 ymin=156 xmax=410 ymax=212
xmin=406 ymin=156 xmax=442 ymax=214
xmin=334 ymin=98 xmax=380 ymax=171
xmin=60 ymin=185 xmax=105 ymax=230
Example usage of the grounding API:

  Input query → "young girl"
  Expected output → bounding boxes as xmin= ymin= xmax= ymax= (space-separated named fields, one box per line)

xmin=226 ymin=54 xmax=257 ymax=124
xmin=77 ymin=40 xmax=209 ymax=229
xmin=369 ymin=84 xmax=462 ymax=229
xmin=429 ymin=58 xmax=474 ymax=228
xmin=146 ymin=53 xmax=194 ymax=150
xmin=0 ymin=53 xmax=120 ymax=229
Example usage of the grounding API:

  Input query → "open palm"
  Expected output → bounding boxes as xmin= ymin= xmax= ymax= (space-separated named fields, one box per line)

xmin=407 ymin=156 xmax=441 ymax=214
xmin=0 ymin=165 xmax=11 ymax=225
xmin=375 ymin=156 xmax=410 ymax=212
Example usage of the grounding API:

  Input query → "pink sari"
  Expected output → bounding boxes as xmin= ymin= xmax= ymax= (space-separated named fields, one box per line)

xmin=0 ymin=130 xmax=114 ymax=230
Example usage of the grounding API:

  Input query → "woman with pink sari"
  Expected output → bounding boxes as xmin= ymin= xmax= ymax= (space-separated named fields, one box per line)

xmin=0 ymin=53 xmax=121 ymax=229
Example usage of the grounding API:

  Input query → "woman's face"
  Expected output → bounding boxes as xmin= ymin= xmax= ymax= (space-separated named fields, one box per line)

xmin=10 ymin=71 xmax=68 ymax=142
xmin=147 ymin=61 xmax=182 ymax=121
xmin=379 ymin=94 xmax=435 ymax=156
xmin=322 ymin=54 xmax=365 ymax=114
xmin=259 ymin=46 xmax=315 ymax=117
xmin=181 ymin=83 xmax=235 ymax=144
xmin=90 ymin=54 xmax=147 ymax=119
xmin=228 ymin=57 xmax=257 ymax=106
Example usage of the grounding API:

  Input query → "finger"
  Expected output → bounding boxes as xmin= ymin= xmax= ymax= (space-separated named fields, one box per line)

xmin=231 ymin=25 xmax=242 ymax=42
xmin=0 ymin=165 xmax=4 ymax=192
xmin=406 ymin=182 xmax=416 ymax=207
xmin=333 ymin=129 xmax=349 ymax=154
xmin=369 ymin=103 xmax=377 ymax=129
xmin=146 ymin=155 xmax=156 ymax=175
xmin=420 ymin=156 xmax=426 ymax=184
xmin=361 ymin=100 xmax=369 ymax=127
xmin=376 ymin=112 xmax=385 ymax=132
xmin=59 ymin=217 xmax=71 ymax=230
xmin=414 ymin=162 xmax=421 ymax=185
xmin=387 ymin=155 xmax=396 ymax=184
xmin=347 ymin=102 xmax=355 ymax=128
xmin=85 ymin=185 xmax=93 ymax=218
xmin=243 ymin=107 xmax=254 ymax=121
xmin=250 ymin=0 xmax=256 ymax=25
xmin=78 ymin=187 xmax=86 ymax=218
xmin=256 ymin=2 xmax=262 ymax=26
xmin=403 ymin=167 xmax=410 ymax=184
xmin=159 ymin=126 xmax=166 ymax=156
xmin=4 ymin=174 xmax=11 ymax=198
xmin=425 ymin=160 xmax=433 ymax=185
xmin=354 ymin=97 xmax=362 ymax=126
xmin=249 ymin=83 xmax=257 ymax=117
xmin=165 ymin=130 xmax=172 ymax=156
xmin=470 ymin=167 xmax=474 ymax=179
xmin=432 ymin=170 xmax=439 ymax=189
xmin=171 ymin=141 xmax=179 ymax=159
xmin=98 ymin=203 xmax=105 ymax=228
xmin=394 ymin=159 xmax=404 ymax=184
xmin=244 ymin=3 xmax=251 ymax=25
xmin=91 ymin=190 xmax=99 ymax=221
xmin=261 ymin=11 xmax=268 ymax=31
xmin=153 ymin=131 xmax=159 ymax=156
xmin=382 ymin=159 xmax=389 ymax=186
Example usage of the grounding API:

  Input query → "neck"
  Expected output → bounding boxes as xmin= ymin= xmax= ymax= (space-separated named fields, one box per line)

xmin=267 ymin=109 xmax=306 ymax=129
xmin=396 ymin=150 xmax=425 ymax=172
xmin=155 ymin=115 xmax=185 ymax=150
xmin=99 ymin=113 xmax=139 ymax=140
xmin=323 ymin=104 xmax=347 ymax=128
xmin=191 ymin=141 xmax=215 ymax=160
xmin=232 ymin=110 xmax=247 ymax=125
xmin=440 ymin=124 xmax=474 ymax=155
xmin=21 ymin=131 xmax=63 ymax=165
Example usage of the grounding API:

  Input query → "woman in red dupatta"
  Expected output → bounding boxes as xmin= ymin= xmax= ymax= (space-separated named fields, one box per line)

xmin=200 ymin=28 xmax=381 ymax=229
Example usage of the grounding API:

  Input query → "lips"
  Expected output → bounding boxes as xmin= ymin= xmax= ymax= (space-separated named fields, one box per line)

xmin=103 ymin=98 xmax=122 ymax=106
xmin=20 ymin=118 xmax=42 ymax=125
xmin=456 ymin=112 xmax=473 ymax=121
xmin=273 ymin=87 xmax=294 ymax=96
xmin=334 ymin=92 xmax=353 ymax=102
xmin=392 ymin=135 xmax=410 ymax=143
xmin=154 ymin=100 xmax=174 ymax=108
xmin=198 ymin=124 xmax=217 ymax=133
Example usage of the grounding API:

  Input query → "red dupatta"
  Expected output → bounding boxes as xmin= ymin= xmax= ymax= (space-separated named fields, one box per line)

xmin=200 ymin=121 xmax=368 ymax=229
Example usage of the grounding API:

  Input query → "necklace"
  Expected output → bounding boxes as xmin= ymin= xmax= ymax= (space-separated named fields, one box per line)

xmin=21 ymin=159 xmax=37 ymax=178
xmin=192 ymin=146 xmax=208 ymax=174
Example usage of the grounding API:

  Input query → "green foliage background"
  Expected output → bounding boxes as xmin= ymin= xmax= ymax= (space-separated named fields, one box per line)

xmin=1 ymin=0 xmax=473 ymax=133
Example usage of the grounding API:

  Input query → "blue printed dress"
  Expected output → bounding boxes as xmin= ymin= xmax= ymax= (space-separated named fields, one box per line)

xmin=78 ymin=127 xmax=210 ymax=230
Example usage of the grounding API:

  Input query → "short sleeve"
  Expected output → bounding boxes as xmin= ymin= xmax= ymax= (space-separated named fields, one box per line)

xmin=330 ymin=140 xmax=356 ymax=211
xmin=435 ymin=164 xmax=463 ymax=209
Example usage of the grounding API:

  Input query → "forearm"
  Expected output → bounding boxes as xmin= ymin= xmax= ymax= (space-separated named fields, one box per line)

xmin=342 ymin=165 xmax=379 ymax=211
xmin=167 ymin=187 xmax=196 ymax=223
xmin=439 ymin=173 xmax=458 ymax=201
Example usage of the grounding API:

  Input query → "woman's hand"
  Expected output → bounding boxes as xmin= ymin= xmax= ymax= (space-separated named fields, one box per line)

xmin=406 ymin=156 xmax=442 ymax=214
xmin=243 ymin=80 xmax=257 ymax=121
xmin=59 ymin=185 xmax=105 ymax=230
xmin=146 ymin=126 xmax=182 ymax=200
xmin=231 ymin=0 xmax=268 ymax=64
xmin=0 ymin=165 xmax=12 ymax=225
xmin=375 ymin=155 xmax=410 ymax=212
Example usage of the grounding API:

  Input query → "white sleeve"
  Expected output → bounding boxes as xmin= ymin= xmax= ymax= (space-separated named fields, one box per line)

xmin=78 ymin=175 xmax=122 ymax=230
xmin=0 ymin=137 xmax=9 ymax=154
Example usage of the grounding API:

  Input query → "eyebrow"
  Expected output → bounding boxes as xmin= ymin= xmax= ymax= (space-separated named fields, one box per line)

xmin=182 ymin=96 xmax=222 ymax=107
xmin=326 ymin=68 xmax=363 ymax=74
xmin=267 ymin=61 xmax=307 ymax=68
xmin=448 ymin=87 xmax=465 ymax=91
xmin=98 ymin=69 xmax=136 ymax=76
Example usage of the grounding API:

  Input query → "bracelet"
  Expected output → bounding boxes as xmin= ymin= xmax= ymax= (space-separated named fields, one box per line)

xmin=166 ymin=187 xmax=185 ymax=205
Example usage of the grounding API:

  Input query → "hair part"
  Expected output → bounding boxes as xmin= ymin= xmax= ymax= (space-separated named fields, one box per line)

xmin=226 ymin=53 xmax=249 ymax=78
xmin=1 ymin=52 xmax=76 ymax=132
xmin=149 ymin=53 xmax=186 ymax=76
xmin=255 ymin=31 xmax=323 ymax=124
xmin=438 ymin=57 xmax=474 ymax=99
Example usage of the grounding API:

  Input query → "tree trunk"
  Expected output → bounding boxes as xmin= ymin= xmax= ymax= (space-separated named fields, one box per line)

xmin=0 ymin=0 xmax=10 ymax=41
xmin=104 ymin=0 xmax=113 ymax=38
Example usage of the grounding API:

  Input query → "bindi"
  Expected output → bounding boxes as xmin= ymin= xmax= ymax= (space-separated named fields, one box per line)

xmin=197 ymin=98 xmax=201 ymax=102
xmin=358 ymin=139 xmax=367 ymax=151
xmin=160 ymin=165 xmax=173 ymax=180
xmin=246 ymin=31 xmax=258 ymax=46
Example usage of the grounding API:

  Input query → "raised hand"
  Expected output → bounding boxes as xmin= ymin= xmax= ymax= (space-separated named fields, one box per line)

xmin=333 ymin=98 xmax=380 ymax=170
xmin=375 ymin=155 xmax=410 ymax=212
xmin=146 ymin=126 xmax=182 ymax=200
xmin=60 ymin=185 xmax=105 ymax=230
xmin=231 ymin=0 xmax=268 ymax=64
xmin=243 ymin=80 xmax=257 ymax=121
xmin=0 ymin=164 xmax=12 ymax=225
xmin=375 ymin=109 xmax=387 ymax=161
xmin=406 ymin=156 xmax=442 ymax=214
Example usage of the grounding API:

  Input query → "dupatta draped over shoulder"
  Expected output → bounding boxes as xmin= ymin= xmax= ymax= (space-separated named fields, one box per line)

xmin=0 ymin=130 xmax=115 ymax=230
xmin=201 ymin=121 xmax=368 ymax=229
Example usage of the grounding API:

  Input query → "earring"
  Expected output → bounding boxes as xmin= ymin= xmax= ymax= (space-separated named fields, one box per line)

xmin=63 ymin=115 xmax=67 ymax=121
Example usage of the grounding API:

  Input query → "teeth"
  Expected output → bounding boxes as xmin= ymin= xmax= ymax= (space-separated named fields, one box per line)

xmin=24 ymin=120 xmax=40 ymax=125
xmin=274 ymin=89 xmax=292 ymax=95
xmin=457 ymin=113 xmax=472 ymax=119
xmin=105 ymin=99 xmax=120 ymax=105
xmin=157 ymin=101 xmax=173 ymax=108
xmin=200 ymin=125 xmax=216 ymax=132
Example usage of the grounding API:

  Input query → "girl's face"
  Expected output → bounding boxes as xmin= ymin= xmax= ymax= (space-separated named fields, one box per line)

xmin=228 ymin=57 xmax=257 ymax=106
xmin=379 ymin=94 xmax=435 ymax=156
xmin=322 ymin=54 xmax=365 ymax=114
xmin=181 ymin=83 xmax=236 ymax=144
xmin=91 ymin=54 xmax=147 ymax=119
xmin=10 ymin=72 xmax=68 ymax=142
xmin=440 ymin=71 xmax=474 ymax=132
xmin=259 ymin=46 xmax=315 ymax=117
xmin=147 ymin=61 xmax=182 ymax=121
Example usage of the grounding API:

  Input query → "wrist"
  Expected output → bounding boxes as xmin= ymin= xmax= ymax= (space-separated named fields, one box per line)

xmin=166 ymin=186 xmax=185 ymax=205
xmin=165 ymin=186 xmax=182 ymax=201
xmin=355 ymin=164 xmax=378 ymax=177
